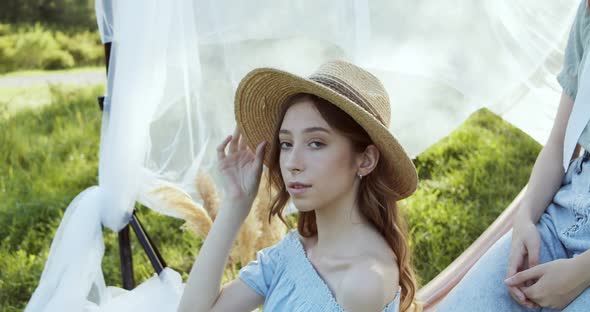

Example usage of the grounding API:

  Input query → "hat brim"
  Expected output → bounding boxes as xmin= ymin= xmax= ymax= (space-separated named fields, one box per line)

xmin=234 ymin=67 xmax=418 ymax=199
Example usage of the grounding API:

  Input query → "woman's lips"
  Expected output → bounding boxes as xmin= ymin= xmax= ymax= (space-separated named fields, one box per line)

xmin=288 ymin=186 xmax=310 ymax=195
xmin=287 ymin=183 xmax=311 ymax=196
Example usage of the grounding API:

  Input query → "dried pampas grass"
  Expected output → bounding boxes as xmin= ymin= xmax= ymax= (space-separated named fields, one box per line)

xmin=145 ymin=170 xmax=289 ymax=278
xmin=253 ymin=176 xmax=288 ymax=252
xmin=148 ymin=186 xmax=213 ymax=237
xmin=192 ymin=170 xmax=288 ymax=275
xmin=195 ymin=171 xmax=221 ymax=220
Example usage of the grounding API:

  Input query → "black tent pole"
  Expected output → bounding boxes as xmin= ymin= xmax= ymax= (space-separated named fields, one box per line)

xmin=98 ymin=41 xmax=167 ymax=290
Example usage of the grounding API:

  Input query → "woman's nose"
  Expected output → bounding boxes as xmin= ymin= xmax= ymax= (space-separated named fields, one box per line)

xmin=284 ymin=145 xmax=305 ymax=173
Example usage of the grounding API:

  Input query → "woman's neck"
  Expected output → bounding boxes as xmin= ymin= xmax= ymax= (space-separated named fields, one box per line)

xmin=311 ymin=188 xmax=373 ymax=257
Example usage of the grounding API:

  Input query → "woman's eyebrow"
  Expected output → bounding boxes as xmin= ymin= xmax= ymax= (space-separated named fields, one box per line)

xmin=279 ymin=127 xmax=331 ymax=135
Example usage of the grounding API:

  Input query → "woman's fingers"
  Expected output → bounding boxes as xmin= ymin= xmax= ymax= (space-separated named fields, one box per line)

xmin=508 ymin=286 xmax=528 ymax=305
xmin=521 ymin=284 xmax=542 ymax=307
xmin=526 ymin=237 xmax=541 ymax=268
xmin=228 ymin=126 xmax=240 ymax=154
xmin=253 ymin=141 xmax=267 ymax=168
xmin=218 ymin=125 xmax=265 ymax=166
xmin=507 ymin=283 xmax=539 ymax=308
xmin=507 ymin=244 xmax=524 ymax=278
xmin=217 ymin=135 xmax=232 ymax=160
xmin=506 ymin=242 xmax=532 ymax=305
xmin=238 ymin=131 xmax=248 ymax=151
xmin=505 ymin=265 xmax=544 ymax=287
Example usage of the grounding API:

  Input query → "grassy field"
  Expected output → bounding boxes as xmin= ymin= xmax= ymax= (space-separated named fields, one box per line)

xmin=0 ymin=85 xmax=541 ymax=309
xmin=0 ymin=84 xmax=101 ymax=117
xmin=0 ymin=65 xmax=104 ymax=116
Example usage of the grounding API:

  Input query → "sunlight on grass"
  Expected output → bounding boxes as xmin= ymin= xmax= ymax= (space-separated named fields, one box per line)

xmin=0 ymin=83 xmax=105 ymax=116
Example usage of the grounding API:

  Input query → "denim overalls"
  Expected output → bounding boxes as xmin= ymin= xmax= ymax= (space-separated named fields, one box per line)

xmin=437 ymin=152 xmax=590 ymax=311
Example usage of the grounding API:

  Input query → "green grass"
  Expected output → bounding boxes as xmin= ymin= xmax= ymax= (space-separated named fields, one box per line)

xmin=0 ymin=86 xmax=542 ymax=309
xmin=0 ymin=86 xmax=103 ymax=309
xmin=0 ymin=86 xmax=202 ymax=310
xmin=402 ymin=109 xmax=541 ymax=285
xmin=0 ymin=84 xmax=103 ymax=116
xmin=0 ymin=85 xmax=51 ymax=115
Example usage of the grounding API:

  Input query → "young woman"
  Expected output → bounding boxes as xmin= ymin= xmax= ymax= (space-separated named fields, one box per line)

xmin=178 ymin=60 xmax=421 ymax=311
xmin=437 ymin=0 xmax=590 ymax=310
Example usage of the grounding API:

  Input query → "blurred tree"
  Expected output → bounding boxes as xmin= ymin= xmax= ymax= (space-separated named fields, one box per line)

xmin=0 ymin=0 xmax=96 ymax=30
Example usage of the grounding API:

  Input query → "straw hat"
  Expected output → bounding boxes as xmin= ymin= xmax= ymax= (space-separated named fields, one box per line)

xmin=234 ymin=60 xmax=418 ymax=199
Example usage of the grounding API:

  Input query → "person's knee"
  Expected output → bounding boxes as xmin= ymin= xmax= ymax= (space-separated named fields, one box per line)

xmin=437 ymin=232 xmax=514 ymax=310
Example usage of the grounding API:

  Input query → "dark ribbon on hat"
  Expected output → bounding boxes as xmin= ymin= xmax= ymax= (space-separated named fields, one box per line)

xmin=309 ymin=73 xmax=385 ymax=126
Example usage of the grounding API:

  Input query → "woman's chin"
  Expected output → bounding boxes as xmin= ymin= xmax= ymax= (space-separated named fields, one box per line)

xmin=292 ymin=200 xmax=316 ymax=212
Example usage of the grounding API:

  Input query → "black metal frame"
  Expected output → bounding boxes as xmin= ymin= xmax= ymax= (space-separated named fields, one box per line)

xmin=98 ymin=42 xmax=167 ymax=290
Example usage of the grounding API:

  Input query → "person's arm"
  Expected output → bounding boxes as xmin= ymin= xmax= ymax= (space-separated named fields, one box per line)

xmin=573 ymin=249 xmax=590 ymax=287
xmin=505 ymin=2 xmax=587 ymax=308
xmin=177 ymin=200 xmax=264 ymax=312
xmin=177 ymin=129 xmax=267 ymax=312
xmin=518 ymin=0 xmax=587 ymax=223
xmin=505 ymin=91 xmax=575 ymax=308
xmin=515 ymin=91 xmax=574 ymax=225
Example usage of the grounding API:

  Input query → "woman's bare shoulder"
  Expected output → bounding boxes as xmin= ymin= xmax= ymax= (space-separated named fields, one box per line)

xmin=337 ymin=232 xmax=399 ymax=311
xmin=337 ymin=255 xmax=399 ymax=312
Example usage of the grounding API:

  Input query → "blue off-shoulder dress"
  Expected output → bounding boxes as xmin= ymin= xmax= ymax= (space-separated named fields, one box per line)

xmin=238 ymin=230 xmax=401 ymax=311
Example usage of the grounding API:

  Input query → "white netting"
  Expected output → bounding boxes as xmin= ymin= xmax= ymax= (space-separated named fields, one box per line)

xmin=26 ymin=0 xmax=581 ymax=310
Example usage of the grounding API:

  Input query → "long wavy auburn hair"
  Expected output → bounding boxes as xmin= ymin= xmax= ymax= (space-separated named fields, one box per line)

xmin=262 ymin=93 xmax=421 ymax=311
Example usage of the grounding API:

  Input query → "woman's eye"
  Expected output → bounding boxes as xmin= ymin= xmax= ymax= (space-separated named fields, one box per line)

xmin=310 ymin=141 xmax=325 ymax=148
xmin=279 ymin=141 xmax=323 ymax=149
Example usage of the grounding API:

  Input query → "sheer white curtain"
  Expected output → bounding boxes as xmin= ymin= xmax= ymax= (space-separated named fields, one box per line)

xmin=26 ymin=0 xmax=579 ymax=310
xmin=26 ymin=0 xmax=195 ymax=310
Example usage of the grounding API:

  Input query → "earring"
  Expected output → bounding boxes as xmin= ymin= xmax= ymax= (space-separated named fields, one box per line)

xmin=358 ymin=173 xmax=363 ymax=180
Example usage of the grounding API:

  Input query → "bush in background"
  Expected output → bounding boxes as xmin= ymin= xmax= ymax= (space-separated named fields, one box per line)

xmin=55 ymin=31 xmax=103 ymax=66
xmin=0 ymin=0 xmax=97 ymax=30
xmin=0 ymin=23 xmax=103 ymax=73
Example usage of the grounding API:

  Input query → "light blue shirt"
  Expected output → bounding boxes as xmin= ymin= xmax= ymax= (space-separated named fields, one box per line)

xmin=238 ymin=230 xmax=401 ymax=311
xmin=558 ymin=0 xmax=590 ymax=151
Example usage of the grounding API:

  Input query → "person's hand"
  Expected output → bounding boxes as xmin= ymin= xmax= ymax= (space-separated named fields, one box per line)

xmin=506 ymin=218 xmax=541 ymax=308
xmin=216 ymin=126 xmax=267 ymax=221
xmin=505 ymin=258 xmax=589 ymax=309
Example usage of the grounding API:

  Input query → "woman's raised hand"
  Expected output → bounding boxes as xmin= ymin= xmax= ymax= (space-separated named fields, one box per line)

xmin=216 ymin=126 xmax=267 ymax=220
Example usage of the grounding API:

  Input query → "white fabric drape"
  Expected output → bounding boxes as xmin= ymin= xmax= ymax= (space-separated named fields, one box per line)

xmin=27 ymin=0 xmax=580 ymax=310
xmin=27 ymin=0 xmax=196 ymax=310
